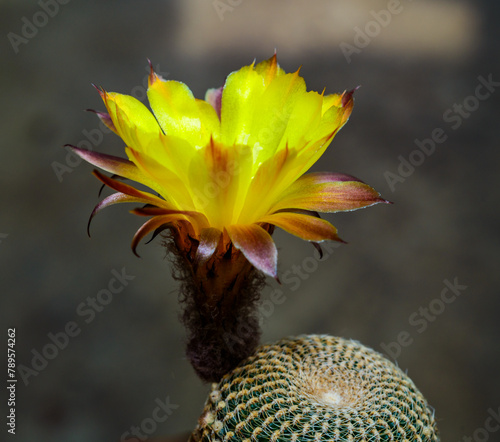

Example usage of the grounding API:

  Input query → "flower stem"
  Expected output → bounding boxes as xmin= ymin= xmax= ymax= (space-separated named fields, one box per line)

xmin=165 ymin=225 xmax=266 ymax=382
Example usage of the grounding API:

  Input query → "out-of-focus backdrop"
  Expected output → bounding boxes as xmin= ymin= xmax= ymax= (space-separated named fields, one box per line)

xmin=2 ymin=0 xmax=499 ymax=440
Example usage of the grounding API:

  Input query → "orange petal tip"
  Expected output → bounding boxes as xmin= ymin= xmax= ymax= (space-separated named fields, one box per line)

xmin=91 ymin=83 xmax=105 ymax=98
xmin=147 ymin=58 xmax=158 ymax=86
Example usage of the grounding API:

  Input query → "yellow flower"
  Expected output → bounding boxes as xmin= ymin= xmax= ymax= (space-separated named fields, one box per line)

xmin=70 ymin=55 xmax=387 ymax=279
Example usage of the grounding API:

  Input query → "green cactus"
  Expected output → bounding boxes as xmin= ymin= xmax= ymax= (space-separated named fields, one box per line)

xmin=191 ymin=335 xmax=439 ymax=442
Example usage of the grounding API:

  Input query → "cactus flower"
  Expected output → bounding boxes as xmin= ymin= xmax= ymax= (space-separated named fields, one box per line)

xmin=70 ymin=55 xmax=387 ymax=280
xmin=69 ymin=55 xmax=391 ymax=381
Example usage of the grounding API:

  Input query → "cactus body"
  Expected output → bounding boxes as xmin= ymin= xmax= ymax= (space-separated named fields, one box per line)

xmin=192 ymin=335 xmax=439 ymax=442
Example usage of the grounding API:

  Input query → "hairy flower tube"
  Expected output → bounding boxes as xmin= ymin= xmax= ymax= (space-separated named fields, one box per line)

xmin=69 ymin=55 xmax=389 ymax=381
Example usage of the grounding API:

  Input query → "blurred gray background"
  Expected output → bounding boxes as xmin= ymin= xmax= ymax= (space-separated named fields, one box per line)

xmin=1 ymin=0 xmax=499 ymax=440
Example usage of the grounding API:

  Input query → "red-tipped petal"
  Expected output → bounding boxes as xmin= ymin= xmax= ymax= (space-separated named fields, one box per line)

xmin=254 ymin=53 xmax=281 ymax=86
xmin=196 ymin=227 xmax=222 ymax=264
xmin=87 ymin=192 xmax=157 ymax=236
xmin=130 ymin=207 xmax=210 ymax=237
xmin=132 ymin=207 xmax=189 ymax=216
xmin=147 ymin=58 xmax=167 ymax=86
xmin=92 ymin=170 xmax=170 ymax=208
xmin=341 ymin=86 xmax=360 ymax=108
xmin=270 ymin=172 xmax=389 ymax=213
xmin=225 ymin=224 xmax=278 ymax=279
xmin=85 ymin=109 xmax=117 ymax=134
xmin=67 ymin=145 xmax=134 ymax=173
xmin=205 ymin=87 xmax=223 ymax=119
xmin=67 ymin=145 xmax=156 ymax=188
xmin=258 ymin=212 xmax=344 ymax=243
xmin=148 ymin=59 xmax=158 ymax=87
xmin=131 ymin=215 xmax=189 ymax=257
xmin=91 ymin=83 xmax=105 ymax=98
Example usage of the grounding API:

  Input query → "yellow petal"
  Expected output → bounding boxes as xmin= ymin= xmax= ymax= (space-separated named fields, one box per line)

xmin=125 ymin=147 xmax=195 ymax=210
xmin=247 ymin=69 xmax=307 ymax=163
xmin=196 ymin=99 xmax=221 ymax=142
xmin=279 ymin=90 xmax=324 ymax=149
xmin=240 ymin=137 xmax=333 ymax=223
xmin=309 ymin=99 xmax=352 ymax=142
xmin=321 ymin=93 xmax=342 ymax=114
xmin=237 ymin=147 xmax=296 ymax=224
xmin=283 ymin=134 xmax=336 ymax=182
xmin=100 ymin=90 xmax=160 ymax=150
xmin=254 ymin=53 xmax=284 ymax=86
xmin=187 ymin=140 xmax=254 ymax=228
xmin=220 ymin=64 xmax=266 ymax=146
xmin=147 ymin=77 xmax=219 ymax=147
